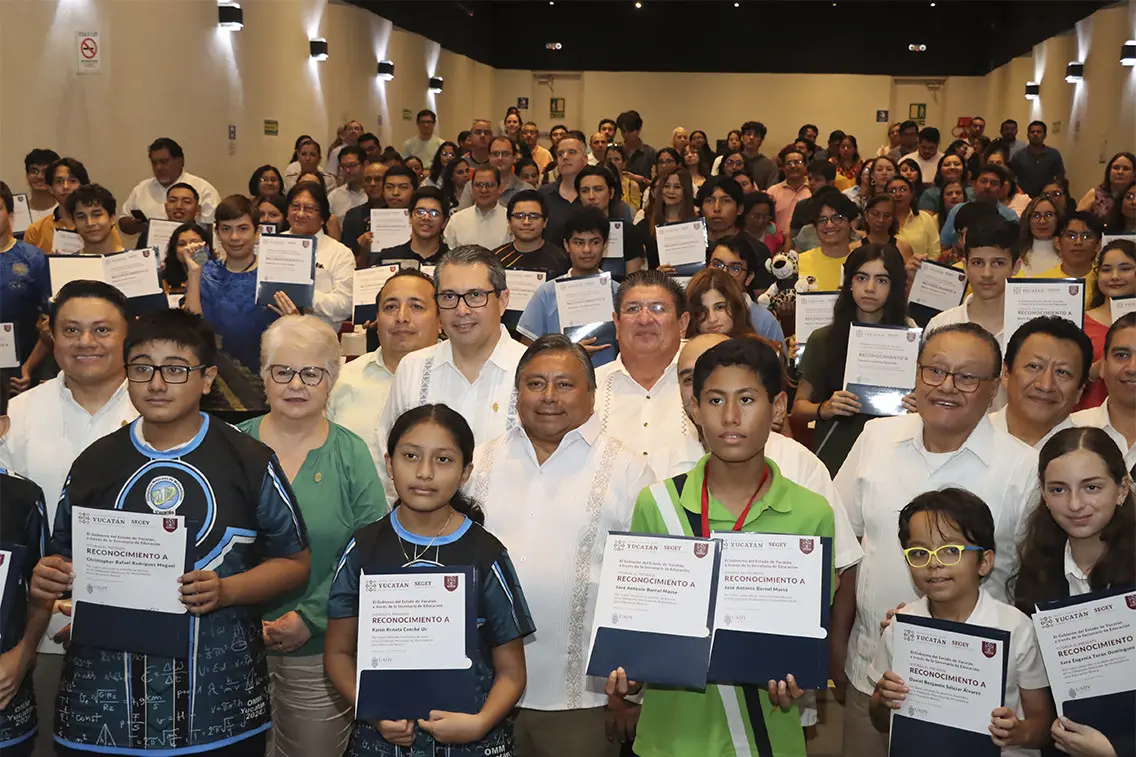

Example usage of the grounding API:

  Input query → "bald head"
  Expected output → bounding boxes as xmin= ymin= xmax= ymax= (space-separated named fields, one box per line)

xmin=679 ymin=333 xmax=730 ymax=421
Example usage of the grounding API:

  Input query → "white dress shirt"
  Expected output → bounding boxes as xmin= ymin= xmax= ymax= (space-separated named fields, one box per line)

xmin=327 ymin=349 xmax=396 ymax=464
xmin=835 ymin=414 xmax=1039 ymax=695
xmin=290 ymin=230 xmax=354 ymax=331
xmin=442 ymin=204 xmax=512 ymax=251
xmin=470 ymin=414 xmax=655 ymax=711
xmin=1063 ymin=541 xmax=1092 ymax=596
xmin=924 ymin=295 xmax=1006 ymax=410
xmin=328 ymin=184 xmax=367 ymax=222
xmin=868 ymin=590 xmax=1048 ymax=757
xmin=987 ymin=406 xmax=1074 ymax=450
xmin=898 ymin=150 xmax=944 ymax=185
xmin=1071 ymin=400 xmax=1136 ymax=470
xmin=121 ymin=171 xmax=221 ymax=225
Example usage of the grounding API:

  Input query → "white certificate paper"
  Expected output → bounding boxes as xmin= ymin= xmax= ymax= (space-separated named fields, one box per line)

xmin=795 ymin=291 xmax=840 ymax=345
xmin=712 ymin=532 xmax=826 ymax=640
xmin=147 ymin=219 xmax=182 ymax=260
xmin=605 ymin=221 xmax=625 ymax=259
xmin=1032 ymin=590 xmax=1136 ymax=713
xmin=656 ymin=219 xmax=708 ymax=267
xmin=555 ymin=273 xmax=615 ymax=329
xmin=11 ymin=194 xmax=33 ymax=234
xmin=589 ymin=533 xmax=717 ymax=653
xmin=1111 ymin=295 xmax=1136 ymax=323
xmin=909 ymin=261 xmax=968 ymax=312
xmin=0 ymin=324 xmax=18 ymax=369
xmin=844 ymin=324 xmax=922 ymax=416
xmin=505 ymin=270 xmax=546 ymax=312
xmin=1005 ymin=279 xmax=1084 ymax=345
xmin=48 ymin=255 xmax=105 ymax=297
xmin=353 ymin=265 xmax=400 ymax=309
xmin=370 ymin=209 xmax=411 ymax=252
xmin=258 ymin=235 xmax=315 ymax=286
xmin=71 ymin=507 xmax=188 ymax=615
xmin=892 ymin=617 xmax=1006 ymax=735
xmin=52 ymin=230 xmax=83 ymax=254
xmin=103 ymin=248 xmax=162 ymax=299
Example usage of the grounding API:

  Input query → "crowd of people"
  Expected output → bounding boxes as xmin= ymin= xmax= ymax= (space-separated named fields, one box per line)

xmin=0 ymin=104 xmax=1133 ymax=757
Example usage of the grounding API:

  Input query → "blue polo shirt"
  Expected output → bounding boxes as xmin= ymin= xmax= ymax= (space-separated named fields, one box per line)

xmin=517 ymin=271 xmax=620 ymax=367
xmin=0 ymin=240 xmax=49 ymax=363
xmin=939 ymin=200 xmax=1020 ymax=248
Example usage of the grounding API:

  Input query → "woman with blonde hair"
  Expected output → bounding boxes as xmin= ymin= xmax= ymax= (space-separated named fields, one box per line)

xmin=238 ymin=315 xmax=387 ymax=757
xmin=683 ymin=267 xmax=757 ymax=339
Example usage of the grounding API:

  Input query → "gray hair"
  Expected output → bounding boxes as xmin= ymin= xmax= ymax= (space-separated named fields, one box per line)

xmin=435 ymin=245 xmax=507 ymax=293
xmin=514 ymin=334 xmax=597 ymax=391
xmin=259 ymin=315 xmax=342 ymax=389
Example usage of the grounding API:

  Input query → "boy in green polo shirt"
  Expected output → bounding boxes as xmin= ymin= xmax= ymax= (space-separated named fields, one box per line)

xmin=605 ymin=337 xmax=836 ymax=757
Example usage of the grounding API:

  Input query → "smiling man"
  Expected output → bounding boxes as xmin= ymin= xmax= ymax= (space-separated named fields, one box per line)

xmin=834 ymin=322 xmax=1039 ymax=757
xmin=1071 ymin=311 xmax=1136 ymax=470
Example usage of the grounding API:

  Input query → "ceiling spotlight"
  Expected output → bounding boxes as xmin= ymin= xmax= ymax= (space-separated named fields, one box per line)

xmin=1122 ymin=40 xmax=1136 ymax=66
xmin=1025 ymin=81 xmax=1040 ymax=100
xmin=908 ymin=43 xmax=927 ymax=52
xmin=309 ymin=39 xmax=328 ymax=61
xmin=549 ymin=1 xmax=554 ymax=4
xmin=218 ymin=2 xmax=243 ymax=30
xmin=634 ymin=2 xmax=642 ymax=7
xmin=734 ymin=1 xmax=740 ymax=6
xmin=930 ymin=2 xmax=935 ymax=6
xmin=1064 ymin=61 xmax=1084 ymax=83
xmin=429 ymin=75 xmax=444 ymax=94
xmin=377 ymin=60 xmax=394 ymax=81
xmin=544 ymin=42 xmax=563 ymax=50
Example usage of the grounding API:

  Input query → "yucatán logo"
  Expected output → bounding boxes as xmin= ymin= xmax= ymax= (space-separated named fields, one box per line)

xmin=1126 ymin=594 xmax=1136 ymax=610
xmin=799 ymin=538 xmax=815 ymax=554
xmin=145 ymin=475 xmax=185 ymax=513
xmin=693 ymin=542 xmax=709 ymax=558
xmin=444 ymin=575 xmax=460 ymax=592
xmin=982 ymin=641 xmax=997 ymax=659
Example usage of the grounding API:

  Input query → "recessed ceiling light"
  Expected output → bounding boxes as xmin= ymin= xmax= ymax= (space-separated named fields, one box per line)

xmin=733 ymin=1 xmax=740 ymax=6
xmin=634 ymin=1 xmax=642 ymax=7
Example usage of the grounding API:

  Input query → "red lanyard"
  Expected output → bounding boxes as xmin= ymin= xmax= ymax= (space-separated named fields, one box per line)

xmin=700 ymin=465 xmax=770 ymax=538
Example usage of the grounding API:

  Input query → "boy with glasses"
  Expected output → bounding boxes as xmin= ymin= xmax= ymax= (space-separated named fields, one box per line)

xmin=369 ymin=187 xmax=450 ymax=268
xmin=22 ymin=148 xmax=61 ymax=224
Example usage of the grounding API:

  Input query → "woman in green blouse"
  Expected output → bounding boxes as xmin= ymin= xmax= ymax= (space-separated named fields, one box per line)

xmin=238 ymin=315 xmax=387 ymax=757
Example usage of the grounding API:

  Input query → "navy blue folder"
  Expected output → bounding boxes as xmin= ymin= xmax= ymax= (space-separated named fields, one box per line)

xmin=255 ymin=234 xmax=317 ymax=309
xmin=0 ymin=545 xmax=28 ymax=642
xmin=585 ymin=532 xmax=720 ymax=690
xmin=355 ymin=566 xmax=478 ymax=722
xmin=846 ymin=322 xmax=920 ymax=416
xmin=1038 ymin=586 xmax=1136 ymax=757
xmin=70 ymin=520 xmax=195 ymax=659
xmin=707 ymin=536 xmax=832 ymax=690
xmin=888 ymin=615 xmax=1010 ymax=757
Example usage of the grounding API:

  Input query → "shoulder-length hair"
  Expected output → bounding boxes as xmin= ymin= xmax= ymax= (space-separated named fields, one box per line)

xmin=1101 ymin=152 xmax=1136 ymax=191
xmin=428 ymin=141 xmax=460 ymax=183
xmin=1104 ymin=179 xmax=1136 ymax=235
xmin=162 ymin=222 xmax=213 ymax=290
xmin=683 ymin=267 xmax=756 ymax=340
xmin=649 ymin=168 xmax=695 ymax=236
xmin=1019 ymin=195 xmax=1059 ymax=253
xmin=1089 ymin=237 xmax=1136 ymax=309
xmin=937 ymin=180 xmax=967 ymax=230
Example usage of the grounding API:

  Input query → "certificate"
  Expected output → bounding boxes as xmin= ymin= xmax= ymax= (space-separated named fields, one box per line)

xmin=586 ymin=532 xmax=719 ymax=688
xmin=103 ymin=248 xmax=163 ymax=299
xmin=1032 ymin=588 xmax=1136 ymax=745
xmin=505 ymin=270 xmax=546 ymax=312
xmin=256 ymin=234 xmax=316 ymax=308
xmin=889 ymin=614 xmax=1009 ymax=757
xmin=605 ymin=221 xmax=625 ymax=259
xmin=555 ymin=273 xmax=615 ymax=329
xmin=370 ymin=209 xmax=411 ymax=252
xmin=258 ymin=224 xmax=277 ymax=235
xmin=354 ymin=567 xmax=477 ymax=721
xmin=656 ymin=219 xmax=708 ymax=267
xmin=52 ymin=229 xmax=83 ymax=254
xmin=707 ymin=533 xmax=831 ymax=688
xmin=844 ymin=323 xmax=922 ymax=416
xmin=1111 ymin=295 xmax=1136 ymax=322
xmin=48 ymin=255 xmax=105 ymax=297
xmin=11 ymin=193 xmax=33 ymax=234
xmin=352 ymin=264 xmax=400 ymax=324
xmin=909 ymin=260 xmax=967 ymax=313
xmin=794 ymin=290 xmax=840 ymax=347
xmin=1004 ymin=278 xmax=1084 ymax=345
xmin=0 ymin=323 xmax=18 ymax=369
xmin=147 ymin=219 xmax=181 ymax=259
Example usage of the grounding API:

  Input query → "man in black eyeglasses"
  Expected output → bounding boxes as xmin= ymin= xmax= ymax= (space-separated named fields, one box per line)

xmin=368 ymin=187 xmax=449 ymax=268
xmin=492 ymin=190 xmax=570 ymax=337
xmin=458 ymin=136 xmax=534 ymax=212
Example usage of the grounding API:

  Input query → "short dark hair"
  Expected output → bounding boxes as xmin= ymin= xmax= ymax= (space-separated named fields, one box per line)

xmin=918 ymin=127 xmax=941 ymax=144
xmin=696 ymin=176 xmax=744 ymax=212
xmin=898 ymin=488 xmax=996 ymax=553
xmin=806 ymin=159 xmax=837 ymax=182
xmin=574 ymin=164 xmax=619 ymax=200
xmin=1001 ymin=119 xmax=1017 ymax=129
xmin=0 ymin=181 xmax=12 ymax=214
xmin=1056 ymin=209 xmax=1104 ymax=238
xmin=148 ymin=138 xmax=184 ymax=159
xmin=247 ymin=164 xmax=283 ymax=196
xmin=472 ymin=165 xmax=502 ymax=185
xmin=66 ymin=184 xmax=116 ymax=217
xmin=744 ymin=191 xmax=775 ymax=218
xmin=562 ymin=206 xmax=610 ymax=243
xmin=598 ymin=118 xmax=617 ymax=131
xmin=25 ymin=148 xmax=60 ymax=172
xmin=778 ymin=144 xmax=806 ymax=163
xmin=977 ymin=163 xmax=1010 ymax=186
xmin=50 ymin=280 xmax=130 ymax=331
xmin=46 ymin=158 xmax=89 ymax=187
xmin=506 ymin=189 xmax=546 ymax=218
xmin=1004 ymin=316 xmax=1093 ymax=388
xmin=384 ymin=164 xmax=420 ymax=190
xmin=338 ymin=145 xmax=365 ymax=165
xmin=409 ymin=186 xmax=450 ymax=218
xmin=615 ymin=269 xmax=686 ymax=317
xmin=899 ymin=120 xmax=919 ymax=133
xmin=166 ymin=182 xmax=199 ymax=202
xmin=215 ymin=194 xmax=254 ymax=224
xmin=692 ymin=337 xmax=784 ymax=403
xmin=919 ymin=322 xmax=1003 ymax=377
xmin=707 ymin=234 xmax=764 ymax=279
xmin=827 ymin=130 xmax=846 ymax=144
xmin=124 ymin=308 xmax=217 ymax=367
xmin=964 ymin=216 xmax=1021 ymax=263
xmin=377 ymin=267 xmax=437 ymax=305
xmin=358 ymin=132 xmax=381 ymax=148
xmin=549 ymin=124 xmax=568 ymax=135
xmin=1104 ymin=312 xmax=1136 ymax=354
xmin=287 ymin=181 xmax=331 ymax=222
xmin=798 ymin=124 xmax=819 ymax=137
xmin=1028 ymin=120 xmax=1047 ymax=135
xmin=489 ymin=135 xmax=517 ymax=154
xmin=955 ymin=201 xmax=1001 ymax=235
xmin=515 ymin=334 xmax=596 ymax=391
xmin=740 ymin=121 xmax=767 ymax=139
xmin=616 ymin=110 xmax=643 ymax=133
xmin=416 ymin=109 xmax=437 ymax=122
xmin=811 ymin=186 xmax=860 ymax=223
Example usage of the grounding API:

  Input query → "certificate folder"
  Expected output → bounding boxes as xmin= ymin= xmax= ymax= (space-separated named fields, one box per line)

xmin=707 ymin=536 xmax=832 ymax=690
xmin=355 ymin=566 xmax=478 ymax=722
xmin=888 ymin=615 xmax=1009 ymax=757
xmin=70 ymin=521 xmax=195 ymax=660
xmin=255 ymin=234 xmax=317 ymax=309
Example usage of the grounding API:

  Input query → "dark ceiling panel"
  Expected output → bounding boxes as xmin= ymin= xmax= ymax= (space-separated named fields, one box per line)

xmin=353 ymin=0 xmax=1111 ymax=76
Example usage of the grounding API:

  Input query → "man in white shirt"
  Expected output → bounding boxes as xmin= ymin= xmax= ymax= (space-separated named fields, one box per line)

xmin=899 ymin=126 xmax=944 ymax=185
xmin=118 ymin=137 xmax=220 ymax=235
xmin=1071 ymin=312 xmax=1136 ymax=469
xmin=443 ymin=166 xmax=512 ymax=250
xmin=402 ymin=109 xmax=443 ymax=170
xmin=470 ymin=335 xmax=653 ymax=757
xmin=329 ymin=269 xmax=440 ymax=463
xmin=377 ymin=245 xmax=527 ymax=461
xmin=0 ymin=280 xmax=138 ymax=757
xmin=327 ymin=146 xmax=367 ymax=222
xmin=458 ymin=136 xmax=535 ymax=211
xmin=834 ymin=322 xmax=1039 ymax=757
xmin=990 ymin=316 xmax=1090 ymax=449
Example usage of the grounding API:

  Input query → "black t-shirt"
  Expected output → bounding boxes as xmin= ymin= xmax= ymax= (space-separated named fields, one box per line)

xmin=368 ymin=240 xmax=447 ymax=268
xmin=492 ymin=240 xmax=570 ymax=278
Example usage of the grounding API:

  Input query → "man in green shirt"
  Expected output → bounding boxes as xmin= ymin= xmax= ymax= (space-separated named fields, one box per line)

xmin=605 ymin=337 xmax=836 ymax=757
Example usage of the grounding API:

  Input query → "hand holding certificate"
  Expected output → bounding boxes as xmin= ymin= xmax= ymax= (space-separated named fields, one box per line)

xmin=257 ymin=234 xmax=317 ymax=309
xmin=655 ymin=219 xmax=708 ymax=267
xmin=794 ymin=291 xmax=839 ymax=364
xmin=370 ymin=209 xmax=411 ymax=252
xmin=11 ymin=194 xmax=33 ymax=234
xmin=1004 ymin=278 xmax=1084 ymax=344
xmin=843 ymin=324 xmax=922 ymax=416
xmin=909 ymin=260 xmax=968 ymax=313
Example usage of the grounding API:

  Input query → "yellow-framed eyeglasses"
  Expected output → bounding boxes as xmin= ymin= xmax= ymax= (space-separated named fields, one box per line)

xmin=902 ymin=544 xmax=985 ymax=569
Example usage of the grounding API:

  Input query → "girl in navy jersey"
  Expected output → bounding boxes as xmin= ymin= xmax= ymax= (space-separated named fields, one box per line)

xmin=325 ymin=404 xmax=533 ymax=757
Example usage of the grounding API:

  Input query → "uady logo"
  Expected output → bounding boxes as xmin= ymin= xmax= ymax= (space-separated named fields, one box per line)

xmin=799 ymin=538 xmax=815 ymax=554
xmin=163 ymin=517 xmax=178 ymax=533
xmin=444 ymin=575 xmax=460 ymax=592
xmin=982 ymin=641 xmax=997 ymax=659
xmin=1069 ymin=285 xmax=1080 ymax=296
xmin=1126 ymin=594 xmax=1136 ymax=610
xmin=145 ymin=476 xmax=184 ymax=513
xmin=693 ymin=542 xmax=709 ymax=558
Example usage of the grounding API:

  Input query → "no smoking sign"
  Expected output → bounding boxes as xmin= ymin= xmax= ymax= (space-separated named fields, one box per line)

xmin=76 ymin=31 xmax=101 ymax=74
